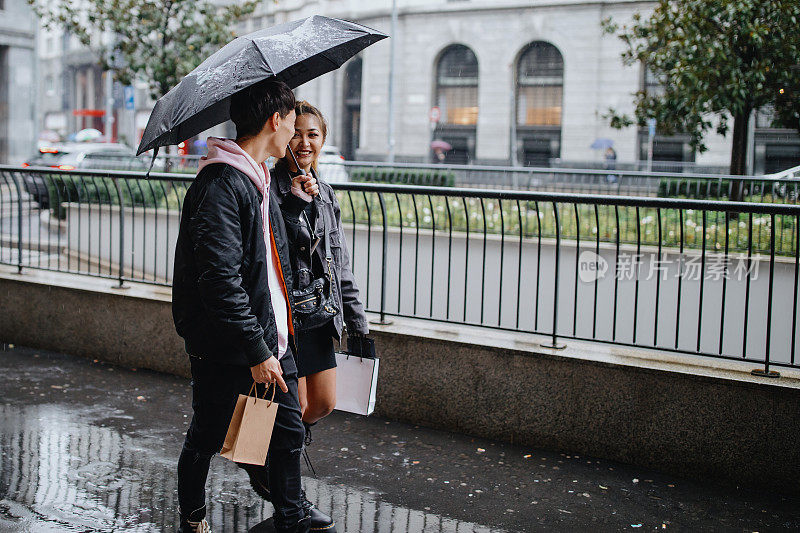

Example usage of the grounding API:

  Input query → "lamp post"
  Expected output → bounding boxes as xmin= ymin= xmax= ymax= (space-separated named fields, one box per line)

xmin=103 ymin=35 xmax=115 ymax=143
xmin=387 ymin=0 xmax=398 ymax=162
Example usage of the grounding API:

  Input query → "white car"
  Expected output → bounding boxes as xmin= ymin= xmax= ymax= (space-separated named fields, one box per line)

xmin=764 ymin=164 xmax=800 ymax=180
xmin=317 ymin=145 xmax=349 ymax=183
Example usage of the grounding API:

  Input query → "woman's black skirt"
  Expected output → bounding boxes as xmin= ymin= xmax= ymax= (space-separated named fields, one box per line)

xmin=294 ymin=320 xmax=337 ymax=378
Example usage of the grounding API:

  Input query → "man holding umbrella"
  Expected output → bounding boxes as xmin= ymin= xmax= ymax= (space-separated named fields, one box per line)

xmin=173 ymin=79 xmax=329 ymax=533
xmin=137 ymin=18 xmax=387 ymax=532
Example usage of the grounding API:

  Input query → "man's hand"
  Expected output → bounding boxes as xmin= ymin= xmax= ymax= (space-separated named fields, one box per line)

xmin=251 ymin=356 xmax=288 ymax=393
xmin=292 ymin=175 xmax=319 ymax=197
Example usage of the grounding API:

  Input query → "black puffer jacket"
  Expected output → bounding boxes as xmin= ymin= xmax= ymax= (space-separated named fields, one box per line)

xmin=172 ymin=163 xmax=294 ymax=367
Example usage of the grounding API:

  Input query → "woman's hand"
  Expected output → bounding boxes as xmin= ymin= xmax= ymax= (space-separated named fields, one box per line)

xmin=292 ymin=175 xmax=319 ymax=197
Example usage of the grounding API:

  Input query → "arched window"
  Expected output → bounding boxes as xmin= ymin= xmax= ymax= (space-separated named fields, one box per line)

xmin=515 ymin=42 xmax=563 ymax=166
xmin=342 ymin=57 xmax=362 ymax=161
xmin=517 ymin=42 xmax=563 ymax=127
xmin=433 ymin=44 xmax=479 ymax=163
xmin=436 ymin=45 xmax=479 ymax=126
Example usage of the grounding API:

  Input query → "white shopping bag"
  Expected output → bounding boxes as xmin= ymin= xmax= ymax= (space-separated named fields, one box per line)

xmin=334 ymin=353 xmax=379 ymax=416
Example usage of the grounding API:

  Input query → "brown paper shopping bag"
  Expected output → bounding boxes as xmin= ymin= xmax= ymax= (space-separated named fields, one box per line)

xmin=220 ymin=382 xmax=278 ymax=466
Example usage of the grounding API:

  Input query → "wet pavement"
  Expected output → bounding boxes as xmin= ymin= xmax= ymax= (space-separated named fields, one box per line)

xmin=0 ymin=344 xmax=798 ymax=532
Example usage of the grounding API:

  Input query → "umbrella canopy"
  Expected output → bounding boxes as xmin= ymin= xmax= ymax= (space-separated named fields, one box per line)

xmin=430 ymin=140 xmax=452 ymax=151
xmin=137 ymin=16 xmax=387 ymax=156
xmin=590 ymin=138 xmax=614 ymax=150
xmin=76 ymin=128 xmax=103 ymax=142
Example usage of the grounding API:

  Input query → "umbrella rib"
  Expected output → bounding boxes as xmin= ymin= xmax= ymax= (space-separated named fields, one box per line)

xmin=250 ymin=38 xmax=276 ymax=80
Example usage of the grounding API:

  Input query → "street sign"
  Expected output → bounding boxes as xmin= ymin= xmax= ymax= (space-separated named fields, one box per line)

xmin=647 ymin=118 xmax=657 ymax=138
xmin=124 ymin=86 xmax=135 ymax=111
xmin=646 ymin=118 xmax=656 ymax=173
xmin=429 ymin=106 xmax=441 ymax=124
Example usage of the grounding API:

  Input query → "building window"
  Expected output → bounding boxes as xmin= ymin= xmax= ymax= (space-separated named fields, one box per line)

xmin=436 ymin=44 xmax=478 ymax=125
xmin=642 ymin=66 xmax=665 ymax=98
xmin=517 ymin=42 xmax=562 ymax=127
xmin=515 ymin=41 xmax=563 ymax=166
xmin=753 ymin=105 xmax=800 ymax=175
xmin=434 ymin=44 xmax=479 ymax=164
xmin=637 ymin=65 xmax=694 ymax=170
xmin=342 ymin=57 xmax=362 ymax=161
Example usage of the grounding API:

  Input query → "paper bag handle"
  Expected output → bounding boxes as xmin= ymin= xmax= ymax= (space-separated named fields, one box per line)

xmin=248 ymin=381 xmax=277 ymax=406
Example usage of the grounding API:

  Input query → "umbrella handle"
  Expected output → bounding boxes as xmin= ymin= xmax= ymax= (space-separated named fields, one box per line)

xmin=287 ymin=145 xmax=306 ymax=177
xmin=287 ymin=145 xmax=318 ymax=199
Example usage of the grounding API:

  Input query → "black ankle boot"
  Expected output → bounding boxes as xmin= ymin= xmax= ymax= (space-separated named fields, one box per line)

xmin=303 ymin=421 xmax=315 ymax=446
xmin=179 ymin=506 xmax=210 ymax=533
xmin=236 ymin=462 xmax=271 ymax=502
xmin=274 ymin=511 xmax=311 ymax=533
xmin=301 ymin=490 xmax=336 ymax=532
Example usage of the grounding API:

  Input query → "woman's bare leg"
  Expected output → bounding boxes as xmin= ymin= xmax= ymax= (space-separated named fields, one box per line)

xmin=302 ymin=368 xmax=337 ymax=424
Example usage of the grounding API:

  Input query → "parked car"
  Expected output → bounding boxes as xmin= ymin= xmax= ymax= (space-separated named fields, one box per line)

xmin=318 ymin=145 xmax=349 ymax=183
xmin=21 ymin=143 xmax=144 ymax=207
xmin=764 ymin=164 xmax=800 ymax=181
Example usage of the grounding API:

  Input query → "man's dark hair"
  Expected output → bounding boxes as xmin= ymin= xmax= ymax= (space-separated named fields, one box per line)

xmin=230 ymin=79 xmax=296 ymax=140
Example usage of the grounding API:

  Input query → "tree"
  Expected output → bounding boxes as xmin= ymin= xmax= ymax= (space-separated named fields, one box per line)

xmin=603 ymin=0 xmax=800 ymax=177
xmin=30 ymin=0 xmax=259 ymax=100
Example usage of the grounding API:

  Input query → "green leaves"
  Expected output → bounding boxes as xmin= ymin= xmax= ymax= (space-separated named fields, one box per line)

xmin=604 ymin=0 xmax=800 ymax=173
xmin=29 ymin=0 xmax=258 ymax=99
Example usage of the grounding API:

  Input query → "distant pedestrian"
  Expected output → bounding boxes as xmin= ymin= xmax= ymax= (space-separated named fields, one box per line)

xmin=604 ymin=147 xmax=618 ymax=184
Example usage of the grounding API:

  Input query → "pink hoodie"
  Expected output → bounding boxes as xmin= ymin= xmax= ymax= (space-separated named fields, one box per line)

xmin=199 ymin=137 xmax=294 ymax=359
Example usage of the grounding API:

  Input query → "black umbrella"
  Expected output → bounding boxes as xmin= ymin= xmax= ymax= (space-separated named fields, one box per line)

xmin=136 ymin=15 xmax=387 ymax=156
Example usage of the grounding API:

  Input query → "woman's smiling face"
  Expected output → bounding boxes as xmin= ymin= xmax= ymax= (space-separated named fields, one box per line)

xmin=289 ymin=113 xmax=325 ymax=172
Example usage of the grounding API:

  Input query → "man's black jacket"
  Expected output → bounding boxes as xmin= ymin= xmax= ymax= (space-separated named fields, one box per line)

xmin=172 ymin=163 xmax=294 ymax=367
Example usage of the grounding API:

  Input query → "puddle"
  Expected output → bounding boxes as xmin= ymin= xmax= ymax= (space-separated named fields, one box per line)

xmin=0 ymin=404 xmax=506 ymax=532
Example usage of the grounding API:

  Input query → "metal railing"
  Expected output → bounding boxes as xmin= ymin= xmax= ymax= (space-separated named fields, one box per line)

xmin=550 ymin=159 xmax=732 ymax=175
xmin=33 ymin=154 xmax=800 ymax=201
xmin=343 ymin=161 xmax=800 ymax=200
xmin=2 ymin=165 xmax=799 ymax=376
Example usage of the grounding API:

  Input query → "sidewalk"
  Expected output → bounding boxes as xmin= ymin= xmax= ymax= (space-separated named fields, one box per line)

xmin=0 ymin=344 xmax=797 ymax=532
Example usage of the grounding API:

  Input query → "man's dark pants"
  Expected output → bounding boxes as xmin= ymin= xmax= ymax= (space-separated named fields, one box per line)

xmin=178 ymin=349 xmax=305 ymax=528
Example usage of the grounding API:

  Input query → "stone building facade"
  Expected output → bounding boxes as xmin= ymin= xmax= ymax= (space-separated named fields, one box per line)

xmin=38 ymin=23 xmax=140 ymax=149
xmin=0 ymin=0 xmax=36 ymax=164
xmin=33 ymin=0 xmax=800 ymax=173
xmin=252 ymin=0 xmax=799 ymax=172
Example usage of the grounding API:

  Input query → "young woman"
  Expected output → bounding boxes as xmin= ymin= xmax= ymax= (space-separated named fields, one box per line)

xmin=271 ymin=101 xmax=369 ymax=436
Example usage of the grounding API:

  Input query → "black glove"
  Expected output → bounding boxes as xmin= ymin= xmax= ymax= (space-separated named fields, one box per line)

xmin=347 ymin=334 xmax=376 ymax=358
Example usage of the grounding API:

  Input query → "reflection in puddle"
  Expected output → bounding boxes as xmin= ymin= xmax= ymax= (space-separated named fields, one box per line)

xmin=0 ymin=404 xmax=506 ymax=532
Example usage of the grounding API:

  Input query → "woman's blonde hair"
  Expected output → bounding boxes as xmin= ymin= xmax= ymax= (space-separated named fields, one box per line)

xmin=282 ymin=100 xmax=328 ymax=172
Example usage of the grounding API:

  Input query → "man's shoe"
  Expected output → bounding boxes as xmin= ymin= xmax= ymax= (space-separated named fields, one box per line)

xmin=237 ymin=462 xmax=272 ymax=502
xmin=180 ymin=506 xmax=211 ymax=533
xmin=301 ymin=491 xmax=336 ymax=532
xmin=274 ymin=513 xmax=311 ymax=533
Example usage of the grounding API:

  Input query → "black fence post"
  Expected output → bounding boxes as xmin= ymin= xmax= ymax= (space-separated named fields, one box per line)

xmin=541 ymin=200 xmax=566 ymax=350
xmin=752 ymin=212 xmax=780 ymax=378
xmin=115 ymin=179 xmax=126 ymax=289
xmin=371 ymin=191 xmax=392 ymax=325
xmin=9 ymin=171 xmax=24 ymax=273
